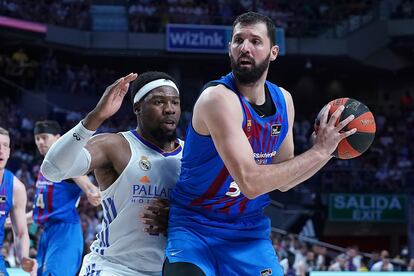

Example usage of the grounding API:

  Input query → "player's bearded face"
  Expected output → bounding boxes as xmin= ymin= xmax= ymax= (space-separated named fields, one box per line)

xmin=230 ymin=52 xmax=270 ymax=84
xmin=138 ymin=90 xmax=180 ymax=144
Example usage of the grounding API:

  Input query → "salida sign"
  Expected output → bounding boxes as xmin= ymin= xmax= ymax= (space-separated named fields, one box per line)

xmin=329 ymin=194 xmax=407 ymax=222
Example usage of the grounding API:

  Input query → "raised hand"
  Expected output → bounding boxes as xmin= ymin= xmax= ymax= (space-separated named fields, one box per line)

xmin=84 ymin=73 xmax=138 ymax=130
xmin=312 ymin=104 xmax=356 ymax=157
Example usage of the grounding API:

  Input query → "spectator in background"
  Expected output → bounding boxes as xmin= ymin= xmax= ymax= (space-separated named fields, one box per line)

xmin=359 ymin=258 xmax=369 ymax=272
xmin=371 ymin=250 xmax=394 ymax=271
xmin=298 ymin=250 xmax=317 ymax=276
xmin=407 ymin=258 xmax=414 ymax=271
xmin=329 ymin=254 xmax=347 ymax=271
xmin=368 ymin=251 xmax=381 ymax=270
xmin=346 ymin=245 xmax=362 ymax=271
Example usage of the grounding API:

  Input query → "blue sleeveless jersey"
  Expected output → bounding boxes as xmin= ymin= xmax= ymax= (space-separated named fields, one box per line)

xmin=0 ymin=170 xmax=14 ymax=249
xmin=170 ymin=73 xmax=288 ymax=235
xmin=33 ymin=172 xmax=82 ymax=225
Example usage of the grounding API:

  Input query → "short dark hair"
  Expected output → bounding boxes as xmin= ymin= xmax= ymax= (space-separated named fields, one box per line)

xmin=34 ymin=120 xmax=61 ymax=135
xmin=129 ymin=71 xmax=178 ymax=104
xmin=0 ymin=127 xmax=9 ymax=137
xmin=232 ymin=12 xmax=276 ymax=46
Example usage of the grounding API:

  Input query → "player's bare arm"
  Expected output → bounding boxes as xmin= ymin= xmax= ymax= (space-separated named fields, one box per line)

xmin=196 ymin=85 xmax=356 ymax=199
xmin=73 ymin=175 xmax=101 ymax=206
xmin=84 ymin=133 xmax=131 ymax=190
xmin=273 ymin=88 xmax=331 ymax=192
xmin=10 ymin=177 xmax=37 ymax=274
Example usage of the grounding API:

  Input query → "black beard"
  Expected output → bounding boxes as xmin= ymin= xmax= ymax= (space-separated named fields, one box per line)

xmin=230 ymin=53 xmax=270 ymax=84
xmin=147 ymin=127 xmax=177 ymax=144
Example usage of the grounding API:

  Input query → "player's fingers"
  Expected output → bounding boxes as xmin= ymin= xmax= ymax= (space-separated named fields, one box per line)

xmin=141 ymin=212 xmax=157 ymax=220
xmin=335 ymin=114 xmax=355 ymax=132
xmin=106 ymin=77 xmax=124 ymax=92
xmin=144 ymin=225 xmax=167 ymax=235
xmin=149 ymin=198 xmax=169 ymax=207
xmin=320 ymin=104 xmax=330 ymax=128
xmin=107 ymin=73 xmax=135 ymax=95
xmin=141 ymin=217 xmax=158 ymax=226
xmin=328 ymin=105 xmax=344 ymax=127
xmin=145 ymin=205 xmax=165 ymax=213
xmin=339 ymin=128 xmax=357 ymax=140
xmin=123 ymin=72 xmax=137 ymax=83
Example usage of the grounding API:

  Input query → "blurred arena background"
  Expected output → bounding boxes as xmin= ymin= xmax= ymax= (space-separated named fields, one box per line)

xmin=1 ymin=0 xmax=414 ymax=274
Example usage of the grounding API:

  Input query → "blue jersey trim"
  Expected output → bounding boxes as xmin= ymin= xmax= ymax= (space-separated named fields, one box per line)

xmin=130 ymin=130 xmax=182 ymax=157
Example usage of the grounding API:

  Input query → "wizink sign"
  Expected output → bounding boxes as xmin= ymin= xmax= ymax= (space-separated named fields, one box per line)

xmin=167 ymin=24 xmax=231 ymax=53
xmin=328 ymin=194 xmax=407 ymax=223
xmin=166 ymin=24 xmax=285 ymax=55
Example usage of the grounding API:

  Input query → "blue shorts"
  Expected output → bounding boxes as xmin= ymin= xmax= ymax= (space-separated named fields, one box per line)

xmin=165 ymin=226 xmax=283 ymax=276
xmin=37 ymin=221 xmax=83 ymax=276
xmin=0 ymin=257 xmax=9 ymax=276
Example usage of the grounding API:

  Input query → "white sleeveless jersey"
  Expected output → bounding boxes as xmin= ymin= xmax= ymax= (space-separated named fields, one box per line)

xmin=89 ymin=130 xmax=183 ymax=273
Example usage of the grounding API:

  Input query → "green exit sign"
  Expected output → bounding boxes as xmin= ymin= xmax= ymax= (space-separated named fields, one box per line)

xmin=329 ymin=194 xmax=407 ymax=222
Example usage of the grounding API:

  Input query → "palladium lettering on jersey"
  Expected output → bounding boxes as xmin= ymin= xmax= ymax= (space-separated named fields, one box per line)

xmin=131 ymin=184 xmax=171 ymax=204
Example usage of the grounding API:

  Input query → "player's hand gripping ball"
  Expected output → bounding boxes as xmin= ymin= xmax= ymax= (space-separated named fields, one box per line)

xmin=314 ymin=98 xmax=376 ymax=159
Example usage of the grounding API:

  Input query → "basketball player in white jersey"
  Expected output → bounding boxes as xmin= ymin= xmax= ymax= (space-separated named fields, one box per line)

xmin=40 ymin=71 xmax=183 ymax=275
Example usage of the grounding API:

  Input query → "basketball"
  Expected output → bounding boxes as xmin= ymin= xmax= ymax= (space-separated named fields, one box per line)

xmin=314 ymin=98 xmax=376 ymax=159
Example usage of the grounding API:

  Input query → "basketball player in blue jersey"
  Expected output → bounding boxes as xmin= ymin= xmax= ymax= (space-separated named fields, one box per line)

xmin=40 ymin=72 xmax=183 ymax=275
xmin=164 ymin=12 xmax=357 ymax=276
xmin=33 ymin=120 xmax=101 ymax=276
xmin=0 ymin=127 xmax=37 ymax=275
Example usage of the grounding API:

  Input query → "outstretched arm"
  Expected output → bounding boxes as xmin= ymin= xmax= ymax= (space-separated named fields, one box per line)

xmin=10 ymin=177 xmax=37 ymax=274
xmin=194 ymin=86 xmax=355 ymax=199
xmin=41 ymin=73 xmax=137 ymax=182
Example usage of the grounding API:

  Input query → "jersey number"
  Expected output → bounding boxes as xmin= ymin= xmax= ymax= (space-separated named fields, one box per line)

xmin=36 ymin=194 xmax=45 ymax=209
xmin=225 ymin=181 xmax=241 ymax=197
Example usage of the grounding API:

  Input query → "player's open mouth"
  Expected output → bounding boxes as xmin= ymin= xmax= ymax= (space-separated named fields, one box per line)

xmin=163 ymin=120 xmax=176 ymax=127
xmin=239 ymin=60 xmax=252 ymax=65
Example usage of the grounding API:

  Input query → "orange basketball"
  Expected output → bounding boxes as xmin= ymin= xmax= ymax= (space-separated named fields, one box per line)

xmin=314 ymin=98 xmax=376 ymax=159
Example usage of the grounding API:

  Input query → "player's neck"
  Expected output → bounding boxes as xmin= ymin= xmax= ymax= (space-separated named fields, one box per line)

xmin=235 ymin=75 xmax=267 ymax=105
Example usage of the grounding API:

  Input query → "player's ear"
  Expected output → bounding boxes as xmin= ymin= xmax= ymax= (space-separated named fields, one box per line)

xmin=270 ymin=45 xmax=279 ymax=61
xmin=133 ymin=103 xmax=141 ymax=115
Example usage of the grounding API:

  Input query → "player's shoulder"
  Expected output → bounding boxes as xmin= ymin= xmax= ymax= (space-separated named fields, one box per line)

xmin=90 ymin=132 xmax=127 ymax=145
xmin=278 ymin=87 xmax=293 ymax=102
xmin=278 ymin=86 xmax=294 ymax=111
xmin=88 ymin=132 xmax=130 ymax=154
xmin=12 ymin=176 xmax=26 ymax=193
xmin=199 ymin=83 xmax=239 ymax=108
